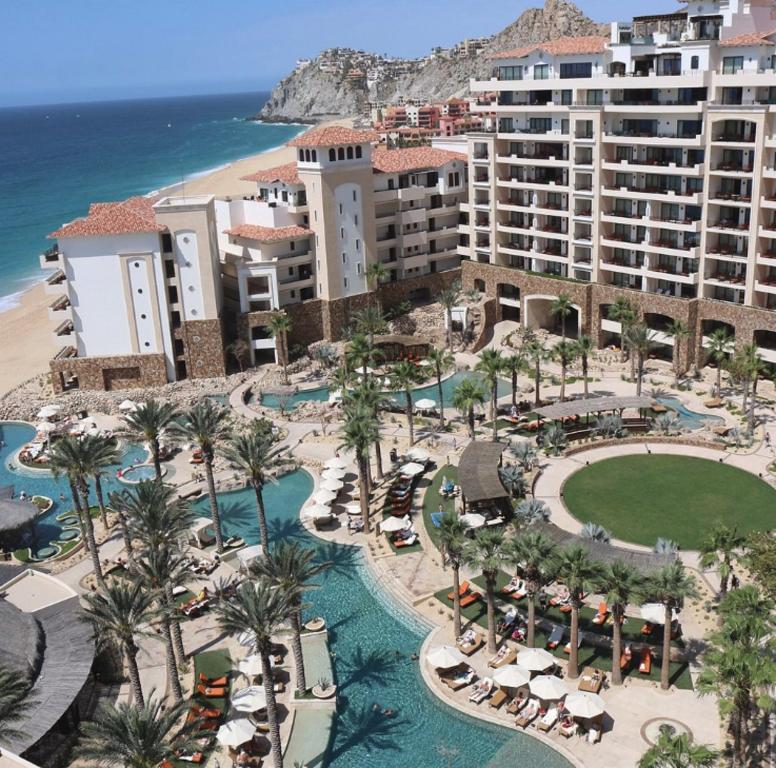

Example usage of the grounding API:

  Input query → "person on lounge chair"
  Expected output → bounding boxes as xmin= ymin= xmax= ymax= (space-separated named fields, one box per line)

xmin=498 ymin=606 xmax=518 ymax=633
xmin=502 ymin=575 xmax=524 ymax=594
xmin=546 ymin=625 xmax=564 ymax=649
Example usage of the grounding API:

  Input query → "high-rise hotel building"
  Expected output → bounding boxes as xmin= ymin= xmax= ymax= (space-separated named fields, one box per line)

xmin=460 ymin=0 xmax=776 ymax=369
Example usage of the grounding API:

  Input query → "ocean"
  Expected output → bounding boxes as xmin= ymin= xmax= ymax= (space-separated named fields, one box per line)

xmin=0 ymin=91 xmax=304 ymax=309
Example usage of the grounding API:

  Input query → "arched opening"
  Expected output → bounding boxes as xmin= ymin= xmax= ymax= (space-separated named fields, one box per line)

xmin=356 ymin=145 xmax=363 ymax=159
xmin=298 ymin=150 xmax=304 ymax=162
xmin=346 ymin=146 xmax=354 ymax=159
xmin=338 ymin=147 xmax=345 ymax=160
xmin=311 ymin=150 xmax=317 ymax=162
xmin=701 ymin=319 xmax=735 ymax=369
xmin=473 ymin=278 xmax=486 ymax=293
xmin=609 ymin=61 xmax=626 ymax=77
xmin=304 ymin=149 xmax=311 ymax=162
xmin=754 ymin=329 xmax=776 ymax=370
xmin=524 ymin=295 xmax=581 ymax=339
xmin=497 ymin=283 xmax=520 ymax=321
xmin=329 ymin=148 xmax=336 ymax=162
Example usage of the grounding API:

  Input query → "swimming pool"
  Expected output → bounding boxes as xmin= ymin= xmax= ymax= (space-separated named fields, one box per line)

xmin=0 ymin=422 xmax=148 ymax=558
xmin=119 ymin=464 xmax=164 ymax=484
xmin=196 ymin=477 xmax=571 ymax=768
xmin=252 ymin=372 xmax=513 ymax=413
xmin=656 ymin=398 xmax=725 ymax=431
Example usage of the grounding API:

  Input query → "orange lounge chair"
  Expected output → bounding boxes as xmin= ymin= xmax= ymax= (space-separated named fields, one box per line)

xmin=592 ymin=602 xmax=608 ymax=625
xmin=460 ymin=590 xmax=481 ymax=608
xmin=639 ymin=649 xmax=652 ymax=675
xmin=196 ymin=684 xmax=226 ymax=697
xmin=641 ymin=622 xmax=655 ymax=636
xmin=199 ymin=673 xmax=228 ymax=687
xmin=448 ymin=581 xmax=470 ymax=601
xmin=189 ymin=704 xmax=221 ymax=720
xmin=620 ymin=647 xmax=633 ymax=671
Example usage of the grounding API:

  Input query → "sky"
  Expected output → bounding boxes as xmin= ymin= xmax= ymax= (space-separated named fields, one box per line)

xmin=0 ymin=0 xmax=680 ymax=107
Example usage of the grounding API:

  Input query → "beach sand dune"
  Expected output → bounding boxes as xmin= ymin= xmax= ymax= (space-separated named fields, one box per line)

xmin=0 ymin=118 xmax=352 ymax=398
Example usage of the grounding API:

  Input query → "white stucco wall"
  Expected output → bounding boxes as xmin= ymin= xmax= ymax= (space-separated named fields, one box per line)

xmin=335 ymin=182 xmax=367 ymax=296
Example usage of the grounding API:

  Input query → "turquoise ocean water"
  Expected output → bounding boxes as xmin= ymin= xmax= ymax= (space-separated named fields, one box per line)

xmin=0 ymin=92 xmax=303 ymax=308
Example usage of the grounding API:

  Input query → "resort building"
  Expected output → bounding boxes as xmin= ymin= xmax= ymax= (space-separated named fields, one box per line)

xmin=461 ymin=0 xmax=776 ymax=369
xmin=42 ymin=127 xmax=466 ymax=387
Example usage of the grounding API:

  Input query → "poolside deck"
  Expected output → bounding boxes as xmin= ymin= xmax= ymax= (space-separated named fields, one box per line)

xmin=283 ymin=706 xmax=335 ymax=768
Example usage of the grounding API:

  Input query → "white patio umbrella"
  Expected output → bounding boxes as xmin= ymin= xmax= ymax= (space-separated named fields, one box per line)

xmin=237 ymin=544 xmax=264 ymax=569
xmin=35 ymin=422 xmax=56 ymax=434
xmin=517 ymin=648 xmax=556 ymax=672
xmin=36 ymin=404 xmax=62 ymax=419
xmin=345 ymin=503 xmax=362 ymax=517
xmin=380 ymin=515 xmax=411 ymax=533
xmin=460 ymin=513 xmax=486 ymax=529
xmin=216 ymin=719 xmax=255 ymax=747
xmin=328 ymin=390 xmax=343 ymax=404
xmin=306 ymin=503 xmax=333 ymax=518
xmin=427 ymin=645 xmax=467 ymax=669
xmin=406 ymin=447 xmax=430 ymax=463
xmin=418 ymin=359 xmax=431 ymax=367
xmin=399 ymin=462 xmax=425 ymax=477
xmin=641 ymin=603 xmax=677 ymax=625
xmin=322 ymin=467 xmax=346 ymax=481
xmin=415 ymin=398 xmax=436 ymax=411
xmin=493 ymin=664 xmax=531 ymax=689
xmin=563 ymin=691 xmax=606 ymax=719
xmin=238 ymin=653 xmax=275 ymax=676
xmin=355 ymin=366 xmax=376 ymax=375
xmin=231 ymin=686 xmax=268 ymax=712
xmin=530 ymin=674 xmax=568 ymax=701
xmin=118 ymin=399 xmax=137 ymax=412
xmin=320 ymin=478 xmax=344 ymax=492
xmin=324 ymin=457 xmax=348 ymax=470
xmin=313 ymin=489 xmax=337 ymax=505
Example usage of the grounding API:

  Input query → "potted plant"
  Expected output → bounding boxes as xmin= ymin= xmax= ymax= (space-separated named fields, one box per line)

xmin=312 ymin=677 xmax=337 ymax=699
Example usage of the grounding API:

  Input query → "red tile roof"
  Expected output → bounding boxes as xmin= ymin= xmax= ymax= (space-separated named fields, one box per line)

xmin=240 ymin=162 xmax=301 ymax=185
xmin=371 ymin=146 xmax=467 ymax=174
xmin=720 ymin=29 xmax=776 ymax=47
xmin=49 ymin=197 xmax=164 ymax=239
xmin=490 ymin=35 xmax=608 ymax=60
xmin=225 ymin=224 xmax=311 ymax=243
xmin=288 ymin=126 xmax=379 ymax=148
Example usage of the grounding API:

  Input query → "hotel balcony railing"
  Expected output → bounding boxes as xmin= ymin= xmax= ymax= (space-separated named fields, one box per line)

xmin=604 ymin=184 xmax=697 ymax=197
xmin=712 ymin=133 xmax=755 ymax=143
xmin=710 ymin=220 xmax=751 ymax=231
xmin=602 ymin=233 xmax=644 ymax=245
xmin=708 ymin=272 xmax=747 ymax=285
xmin=605 ymin=209 xmax=640 ymax=219
xmin=709 ymin=192 xmax=752 ymax=203
xmin=602 ymin=258 xmax=645 ymax=268
xmin=605 ymin=130 xmax=701 ymax=140
xmin=41 ymin=244 xmax=60 ymax=263
xmin=608 ymin=158 xmax=700 ymax=169
xmin=707 ymin=248 xmax=747 ymax=258
xmin=712 ymin=163 xmax=753 ymax=173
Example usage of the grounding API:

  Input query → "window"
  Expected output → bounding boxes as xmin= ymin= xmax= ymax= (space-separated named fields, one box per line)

xmin=290 ymin=241 xmax=295 ymax=251
xmin=339 ymin=203 xmax=343 ymax=214
xmin=356 ymin=239 xmax=360 ymax=250
xmin=357 ymin=263 xmax=362 ymax=274
xmin=347 ymin=146 xmax=353 ymax=159
xmin=342 ymin=253 xmax=346 ymax=263
xmin=340 ymin=227 xmax=344 ymax=238
xmin=354 ymin=214 xmax=359 ymax=225
xmin=161 ymin=233 xmax=173 ymax=253
xmin=299 ymin=150 xmax=304 ymax=161
xmin=311 ymin=150 xmax=317 ymax=162
xmin=356 ymin=146 xmax=362 ymax=158
xmin=388 ymin=178 xmax=395 ymax=190
xmin=691 ymin=55 xmax=699 ymax=70
xmin=534 ymin=64 xmax=549 ymax=80
xmin=338 ymin=147 xmax=345 ymax=160
xmin=498 ymin=65 xmax=522 ymax=80
xmin=353 ymin=190 xmax=357 ymax=201
xmin=304 ymin=149 xmax=310 ymax=162
xmin=559 ymin=62 xmax=592 ymax=79
xmin=722 ymin=56 xmax=743 ymax=74
xmin=561 ymin=89 xmax=572 ymax=105
xmin=282 ymin=191 xmax=288 ymax=202
xmin=344 ymin=277 xmax=348 ymax=288
xmin=329 ymin=148 xmax=336 ymax=161
xmin=586 ymin=89 xmax=603 ymax=105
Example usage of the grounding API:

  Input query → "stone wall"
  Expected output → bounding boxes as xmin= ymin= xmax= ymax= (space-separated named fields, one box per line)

xmin=50 ymin=353 xmax=168 ymax=394
xmin=179 ymin=318 xmax=227 ymax=379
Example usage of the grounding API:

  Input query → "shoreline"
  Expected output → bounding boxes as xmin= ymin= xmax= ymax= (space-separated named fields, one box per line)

xmin=0 ymin=116 xmax=353 ymax=398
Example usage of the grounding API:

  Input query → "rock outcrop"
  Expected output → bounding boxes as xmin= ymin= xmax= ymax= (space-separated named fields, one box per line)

xmin=258 ymin=0 xmax=607 ymax=122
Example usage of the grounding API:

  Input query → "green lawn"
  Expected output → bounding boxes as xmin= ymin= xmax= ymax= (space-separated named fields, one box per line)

xmin=563 ymin=455 xmax=776 ymax=550
xmin=421 ymin=464 xmax=459 ymax=551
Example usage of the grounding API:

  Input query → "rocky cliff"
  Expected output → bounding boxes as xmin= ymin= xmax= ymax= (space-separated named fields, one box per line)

xmin=258 ymin=0 xmax=607 ymax=122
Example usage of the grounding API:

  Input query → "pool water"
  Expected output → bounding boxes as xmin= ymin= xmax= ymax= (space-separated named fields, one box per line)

xmin=196 ymin=476 xmax=570 ymax=768
xmin=0 ymin=421 xmax=148 ymax=556
xmin=657 ymin=398 xmax=725 ymax=430
xmin=254 ymin=372 xmax=513 ymax=413
xmin=119 ymin=464 xmax=161 ymax=483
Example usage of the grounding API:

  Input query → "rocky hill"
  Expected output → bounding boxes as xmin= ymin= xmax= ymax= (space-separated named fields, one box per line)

xmin=258 ymin=0 xmax=607 ymax=122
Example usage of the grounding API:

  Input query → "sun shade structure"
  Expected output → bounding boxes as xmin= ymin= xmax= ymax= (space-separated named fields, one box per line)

xmin=516 ymin=648 xmax=556 ymax=672
xmin=236 ymin=545 xmax=264 ymax=569
xmin=530 ymin=674 xmax=569 ymax=700
xmin=320 ymin=478 xmax=344 ymax=492
xmin=458 ymin=442 xmax=508 ymax=503
xmin=460 ymin=513 xmax=486 ymax=529
xmin=406 ymin=447 xmax=430 ymax=463
xmin=324 ymin=457 xmax=348 ymax=470
xmin=641 ymin=603 xmax=678 ymax=625
xmin=217 ymin=719 xmax=256 ymax=747
xmin=535 ymin=395 xmax=653 ymax=421
xmin=117 ymin=399 xmax=137 ymax=412
xmin=232 ymin=686 xmax=267 ymax=712
xmin=493 ymin=664 xmax=531 ymax=689
xmin=427 ymin=645 xmax=467 ymax=669
xmin=36 ymin=405 xmax=62 ymax=419
xmin=399 ymin=462 xmax=425 ymax=477
xmin=564 ymin=691 xmax=606 ymax=718
xmin=0 ymin=499 xmax=38 ymax=534
xmin=238 ymin=653 xmax=275 ymax=675
xmin=306 ymin=504 xmax=333 ymax=519
xmin=313 ymin=489 xmax=337 ymax=505
xmin=380 ymin=515 xmax=411 ymax=533
xmin=321 ymin=467 xmax=346 ymax=481
xmin=415 ymin=398 xmax=436 ymax=410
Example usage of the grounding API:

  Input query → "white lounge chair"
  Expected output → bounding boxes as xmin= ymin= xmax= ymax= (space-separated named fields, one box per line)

xmin=547 ymin=625 xmax=564 ymax=649
xmin=537 ymin=706 xmax=559 ymax=732
xmin=468 ymin=677 xmax=493 ymax=704
xmin=564 ymin=631 xmax=584 ymax=654
xmin=515 ymin=698 xmax=540 ymax=728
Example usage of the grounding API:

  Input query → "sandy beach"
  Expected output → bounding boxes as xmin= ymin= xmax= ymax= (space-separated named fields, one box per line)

xmin=0 ymin=118 xmax=352 ymax=398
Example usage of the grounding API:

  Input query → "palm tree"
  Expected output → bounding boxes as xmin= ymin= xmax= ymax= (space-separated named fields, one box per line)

xmin=268 ymin=312 xmax=292 ymax=385
xmin=699 ymin=522 xmax=744 ymax=597
xmin=389 ymin=361 xmax=422 ymax=446
xmin=551 ymin=293 xmax=574 ymax=339
xmin=597 ymin=561 xmax=643 ymax=686
xmin=0 ymin=665 xmax=35 ymax=746
xmin=351 ymin=306 xmax=387 ymax=345
xmin=451 ymin=377 xmax=487 ymax=440
xmin=438 ymin=513 xmax=468 ymax=638
xmin=223 ymin=426 xmax=279 ymax=552
xmin=738 ymin=343 xmax=762 ymax=431
xmin=345 ymin=377 xmax=388 ymax=481
xmin=463 ymin=529 xmax=505 ymax=654
xmin=133 ymin=545 xmax=187 ymax=701
xmin=504 ymin=531 xmax=556 ymax=647
xmin=607 ymin=297 xmax=636 ymax=362
xmin=553 ymin=545 xmax=601 ymax=678
xmin=706 ymin=327 xmax=733 ymax=396
xmin=438 ymin=281 xmax=461 ymax=349
xmin=365 ymin=260 xmax=389 ymax=312
xmin=339 ymin=403 xmax=378 ymax=533
xmin=624 ymin=323 xmax=653 ymax=396
xmin=642 ymin=562 xmax=697 ymax=690
xmin=121 ymin=400 xmax=180 ymax=480
xmin=501 ymin=353 xmax=524 ymax=410
xmin=475 ymin=349 xmax=504 ymax=442
xmin=173 ymin=401 xmax=232 ymax=552
xmin=80 ymin=433 xmax=121 ymax=530
xmin=214 ymin=580 xmax=295 ymax=768
xmin=553 ymin=340 xmax=577 ymax=402
xmin=252 ymin=542 xmax=330 ymax=693
xmin=78 ymin=696 xmax=198 ymax=768
xmin=82 ymin=581 xmax=156 ymax=706
xmin=638 ymin=730 xmax=718 ymax=768
xmin=329 ymin=364 xmax=353 ymax=398
xmin=665 ymin=320 xmax=690 ymax=385
xmin=525 ymin=338 xmax=547 ymax=407
xmin=49 ymin=435 xmax=106 ymax=589
xmin=426 ymin=346 xmax=454 ymax=428
xmin=347 ymin=332 xmax=383 ymax=377
xmin=574 ymin=335 xmax=594 ymax=398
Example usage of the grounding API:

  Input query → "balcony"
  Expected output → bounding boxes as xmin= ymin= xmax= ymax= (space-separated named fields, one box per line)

xmin=601 ymin=185 xmax=701 ymax=204
xmin=602 ymin=131 xmax=703 ymax=146
xmin=47 ymin=295 xmax=72 ymax=322
xmin=39 ymin=244 xmax=62 ymax=270
xmin=44 ymin=268 xmax=67 ymax=295
xmin=53 ymin=319 xmax=74 ymax=337
xmin=755 ymin=278 xmax=776 ymax=296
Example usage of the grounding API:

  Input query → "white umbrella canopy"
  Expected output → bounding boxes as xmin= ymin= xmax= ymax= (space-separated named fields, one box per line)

xmin=313 ymin=489 xmax=337 ymax=505
xmin=237 ymin=544 xmax=264 ymax=568
xmin=530 ymin=674 xmax=568 ymax=701
xmin=415 ymin=398 xmax=436 ymax=410
xmin=345 ymin=503 xmax=362 ymax=517
xmin=307 ymin=504 xmax=333 ymax=519
xmin=399 ymin=462 xmax=425 ymax=477
xmin=380 ymin=515 xmax=410 ymax=533
xmin=36 ymin=404 xmax=62 ymax=419
xmin=641 ymin=603 xmax=677 ymax=625
xmin=418 ymin=359 xmax=432 ymax=367
xmin=517 ymin=648 xmax=556 ymax=672
xmin=320 ymin=478 xmax=344 ymax=492
xmin=493 ymin=664 xmax=531 ymax=689
xmin=322 ymin=467 xmax=346 ymax=481
xmin=35 ymin=422 xmax=56 ymax=433
xmin=355 ymin=366 xmax=376 ymax=375
xmin=427 ymin=645 xmax=467 ymax=669
xmin=564 ymin=691 xmax=606 ymax=719
xmin=238 ymin=653 xmax=276 ymax=675
xmin=460 ymin=513 xmax=486 ymax=529
xmin=406 ymin=447 xmax=430 ymax=463
xmin=216 ymin=719 xmax=255 ymax=747
xmin=232 ymin=686 xmax=268 ymax=712
xmin=118 ymin=399 xmax=137 ymax=412
xmin=324 ymin=457 xmax=348 ymax=470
